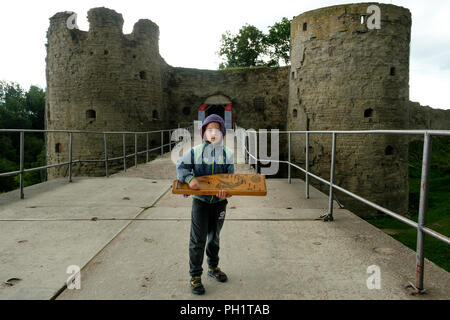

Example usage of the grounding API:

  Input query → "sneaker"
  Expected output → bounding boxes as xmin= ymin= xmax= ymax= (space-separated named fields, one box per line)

xmin=190 ymin=276 xmax=205 ymax=295
xmin=207 ymin=267 xmax=228 ymax=282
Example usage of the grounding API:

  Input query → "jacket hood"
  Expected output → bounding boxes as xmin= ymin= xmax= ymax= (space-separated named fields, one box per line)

xmin=201 ymin=114 xmax=226 ymax=139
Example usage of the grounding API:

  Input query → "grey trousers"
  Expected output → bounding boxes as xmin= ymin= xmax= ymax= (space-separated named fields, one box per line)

xmin=189 ymin=198 xmax=227 ymax=277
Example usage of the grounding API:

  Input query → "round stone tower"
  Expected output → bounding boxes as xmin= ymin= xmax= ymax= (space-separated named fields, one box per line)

xmin=287 ymin=3 xmax=412 ymax=216
xmin=45 ymin=7 xmax=166 ymax=179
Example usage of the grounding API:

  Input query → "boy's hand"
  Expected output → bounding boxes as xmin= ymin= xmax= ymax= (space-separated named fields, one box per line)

xmin=188 ymin=178 xmax=200 ymax=190
xmin=216 ymin=189 xmax=232 ymax=199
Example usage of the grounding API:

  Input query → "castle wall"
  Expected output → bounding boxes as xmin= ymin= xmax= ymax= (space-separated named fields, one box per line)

xmin=288 ymin=3 xmax=412 ymax=216
xmin=164 ymin=66 xmax=289 ymax=131
xmin=408 ymin=101 xmax=450 ymax=131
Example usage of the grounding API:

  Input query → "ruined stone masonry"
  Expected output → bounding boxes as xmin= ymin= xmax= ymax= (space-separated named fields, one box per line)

xmin=45 ymin=3 xmax=450 ymax=217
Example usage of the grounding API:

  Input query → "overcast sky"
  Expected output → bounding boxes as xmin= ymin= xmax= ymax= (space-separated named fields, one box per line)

xmin=1 ymin=0 xmax=449 ymax=109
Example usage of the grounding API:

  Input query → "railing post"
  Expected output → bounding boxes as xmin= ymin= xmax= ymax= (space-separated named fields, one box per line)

xmin=19 ymin=131 xmax=24 ymax=199
xmin=135 ymin=133 xmax=138 ymax=167
xmin=255 ymin=130 xmax=258 ymax=174
xmin=243 ymin=130 xmax=247 ymax=164
xmin=288 ymin=132 xmax=291 ymax=184
xmin=323 ymin=132 xmax=336 ymax=221
xmin=161 ymin=131 xmax=164 ymax=156
xmin=305 ymin=132 xmax=310 ymax=199
xmin=123 ymin=133 xmax=127 ymax=171
xmin=169 ymin=130 xmax=172 ymax=152
xmin=104 ymin=133 xmax=109 ymax=177
xmin=146 ymin=132 xmax=149 ymax=163
xmin=69 ymin=132 xmax=73 ymax=182
xmin=248 ymin=133 xmax=250 ymax=166
xmin=415 ymin=132 xmax=432 ymax=293
xmin=244 ymin=132 xmax=248 ymax=164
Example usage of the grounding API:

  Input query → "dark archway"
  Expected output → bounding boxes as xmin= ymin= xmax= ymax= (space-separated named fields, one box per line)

xmin=205 ymin=104 xmax=225 ymax=119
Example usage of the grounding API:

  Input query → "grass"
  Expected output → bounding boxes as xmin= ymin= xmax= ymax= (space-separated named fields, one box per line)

xmin=218 ymin=65 xmax=274 ymax=72
xmin=364 ymin=136 xmax=450 ymax=272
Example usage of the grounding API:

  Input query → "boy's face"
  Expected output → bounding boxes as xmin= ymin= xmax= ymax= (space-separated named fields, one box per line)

xmin=204 ymin=122 xmax=222 ymax=144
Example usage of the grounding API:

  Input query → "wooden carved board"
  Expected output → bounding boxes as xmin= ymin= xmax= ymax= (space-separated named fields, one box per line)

xmin=172 ymin=174 xmax=267 ymax=196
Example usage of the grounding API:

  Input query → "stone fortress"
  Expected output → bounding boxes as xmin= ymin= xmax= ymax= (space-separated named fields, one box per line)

xmin=45 ymin=3 xmax=450 ymax=217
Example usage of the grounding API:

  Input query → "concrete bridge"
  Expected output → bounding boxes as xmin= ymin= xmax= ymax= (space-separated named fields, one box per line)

xmin=0 ymin=143 xmax=449 ymax=300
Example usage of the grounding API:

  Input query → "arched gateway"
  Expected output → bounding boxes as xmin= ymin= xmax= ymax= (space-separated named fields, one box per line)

xmin=198 ymin=95 xmax=232 ymax=129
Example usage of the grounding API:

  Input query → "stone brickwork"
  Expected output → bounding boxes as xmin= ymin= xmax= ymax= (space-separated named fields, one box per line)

xmin=46 ymin=8 xmax=170 ymax=178
xmin=408 ymin=101 xmax=450 ymax=131
xmin=163 ymin=67 xmax=288 ymax=130
xmin=288 ymin=3 xmax=412 ymax=216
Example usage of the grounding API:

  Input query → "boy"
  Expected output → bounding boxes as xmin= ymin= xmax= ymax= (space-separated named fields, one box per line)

xmin=175 ymin=114 xmax=234 ymax=295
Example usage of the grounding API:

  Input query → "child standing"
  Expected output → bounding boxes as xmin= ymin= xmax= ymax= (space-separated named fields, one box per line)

xmin=176 ymin=114 xmax=234 ymax=295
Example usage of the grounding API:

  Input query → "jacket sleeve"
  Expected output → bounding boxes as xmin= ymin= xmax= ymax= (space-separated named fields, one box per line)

xmin=176 ymin=148 xmax=195 ymax=184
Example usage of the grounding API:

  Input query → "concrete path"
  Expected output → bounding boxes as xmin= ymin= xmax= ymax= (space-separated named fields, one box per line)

xmin=0 ymin=151 xmax=449 ymax=299
xmin=0 ymin=174 xmax=171 ymax=299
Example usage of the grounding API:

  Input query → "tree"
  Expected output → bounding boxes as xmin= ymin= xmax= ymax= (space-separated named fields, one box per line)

xmin=264 ymin=17 xmax=291 ymax=66
xmin=26 ymin=85 xmax=46 ymax=130
xmin=218 ymin=24 xmax=267 ymax=69
xmin=0 ymin=81 xmax=31 ymax=130
xmin=0 ymin=81 xmax=46 ymax=193
xmin=218 ymin=17 xmax=291 ymax=69
xmin=0 ymin=158 xmax=18 ymax=192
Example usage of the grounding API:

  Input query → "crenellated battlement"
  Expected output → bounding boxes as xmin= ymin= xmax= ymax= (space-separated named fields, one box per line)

xmin=47 ymin=7 xmax=159 ymax=46
xmin=87 ymin=7 xmax=124 ymax=34
xmin=131 ymin=19 xmax=159 ymax=40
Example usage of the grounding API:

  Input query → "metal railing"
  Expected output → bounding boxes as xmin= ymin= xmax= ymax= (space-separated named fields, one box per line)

xmin=1 ymin=124 xmax=448 ymax=293
xmin=0 ymin=126 xmax=193 ymax=199
xmin=236 ymin=125 xmax=450 ymax=293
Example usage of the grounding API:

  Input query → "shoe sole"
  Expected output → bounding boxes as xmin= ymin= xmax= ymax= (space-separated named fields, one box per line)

xmin=207 ymin=272 xmax=228 ymax=282
xmin=191 ymin=288 xmax=205 ymax=295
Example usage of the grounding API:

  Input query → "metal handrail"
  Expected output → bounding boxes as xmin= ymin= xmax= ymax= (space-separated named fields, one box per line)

xmin=0 ymin=126 xmax=193 ymax=197
xmin=0 ymin=128 xmax=179 ymax=134
xmin=236 ymin=124 xmax=450 ymax=293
